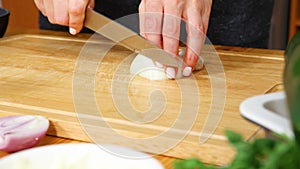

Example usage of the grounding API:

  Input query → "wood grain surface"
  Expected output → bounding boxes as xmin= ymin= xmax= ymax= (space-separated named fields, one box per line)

xmin=0 ymin=33 xmax=285 ymax=166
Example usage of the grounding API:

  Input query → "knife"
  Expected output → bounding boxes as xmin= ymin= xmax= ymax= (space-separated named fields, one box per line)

xmin=84 ymin=8 xmax=179 ymax=67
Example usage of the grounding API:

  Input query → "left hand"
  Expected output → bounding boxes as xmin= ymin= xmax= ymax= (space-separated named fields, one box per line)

xmin=139 ymin=0 xmax=212 ymax=78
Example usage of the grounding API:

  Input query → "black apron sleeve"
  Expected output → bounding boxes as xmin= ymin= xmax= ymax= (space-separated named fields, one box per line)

xmin=207 ymin=0 xmax=275 ymax=48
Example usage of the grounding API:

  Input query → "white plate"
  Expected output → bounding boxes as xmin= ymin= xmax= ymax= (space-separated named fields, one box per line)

xmin=0 ymin=143 xmax=164 ymax=169
xmin=239 ymin=91 xmax=293 ymax=138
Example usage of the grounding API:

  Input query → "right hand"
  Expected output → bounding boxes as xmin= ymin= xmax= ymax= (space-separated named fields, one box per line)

xmin=34 ymin=0 xmax=95 ymax=35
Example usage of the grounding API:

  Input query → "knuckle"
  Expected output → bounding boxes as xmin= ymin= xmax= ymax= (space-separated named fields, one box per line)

xmin=143 ymin=14 xmax=162 ymax=33
xmin=163 ymin=25 xmax=179 ymax=38
xmin=163 ymin=16 xmax=180 ymax=37
xmin=185 ymin=52 xmax=199 ymax=62
xmin=69 ymin=3 xmax=85 ymax=16
xmin=145 ymin=0 xmax=162 ymax=11
xmin=55 ymin=16 xmax=68 ymax=25
xmin=165 ymin=0 xmax=184 ymax=11
xmin=69 ymin=22 xmax=81 ymax=28
xmin=168 ymin=0 xmax=181 ymax=7
xmin=195 ymin=24 xmax=205 ymax=33
xmin=188 ymin=23 xmax=205 ymax=36
xmin=202 ymin=23 xmax=209 ymax=34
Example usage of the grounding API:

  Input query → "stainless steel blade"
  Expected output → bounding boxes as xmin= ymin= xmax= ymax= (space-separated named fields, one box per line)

xmin=84 ymin=8 xmax=179 ymax=67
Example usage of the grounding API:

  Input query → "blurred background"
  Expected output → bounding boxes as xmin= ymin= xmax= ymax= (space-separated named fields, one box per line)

xmin=1 ymin=0 xmax=298 ymax=50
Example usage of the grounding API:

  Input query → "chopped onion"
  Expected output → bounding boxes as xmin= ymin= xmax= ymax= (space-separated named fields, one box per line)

xmin=0 ymin=115 xmax=49 ymax=152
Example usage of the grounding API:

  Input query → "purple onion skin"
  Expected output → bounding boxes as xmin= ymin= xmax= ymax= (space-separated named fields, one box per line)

xmin=0 ymin=115 xmax=49 ymax=152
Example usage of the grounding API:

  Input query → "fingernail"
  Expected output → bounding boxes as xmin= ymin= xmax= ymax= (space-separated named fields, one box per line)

xmin=155 ymin=61 xmax=164 ymax=68
xmin=183 ymin=66 xmax=192 ymax=77
xmin=69 ymin=28 xmax=77 ymax=35
xmin=166 ymin=67 xmax=176 ymax=79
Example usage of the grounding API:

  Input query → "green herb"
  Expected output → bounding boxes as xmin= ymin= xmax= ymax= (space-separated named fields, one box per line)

xmin=174 ymin=131 xmax=300 ymax=169
xmin=284 ymin=31 xmax=300 ymax=144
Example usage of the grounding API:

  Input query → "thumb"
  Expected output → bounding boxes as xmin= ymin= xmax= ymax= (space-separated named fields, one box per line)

xmin=68 ymin=0 xmax=89 ymax=35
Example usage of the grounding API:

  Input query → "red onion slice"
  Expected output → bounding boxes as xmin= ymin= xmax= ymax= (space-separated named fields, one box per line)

xmin=0 ymin=115 xmax=49 ymax=152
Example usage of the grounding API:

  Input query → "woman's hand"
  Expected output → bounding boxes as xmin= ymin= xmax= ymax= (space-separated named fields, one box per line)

xmin=34 ymin=0 xmax=211 ymax=78
xmin=34 ymin=0 xmax=95 ymax=35
xmin=139 ymin=0 xmax=212 ymax=78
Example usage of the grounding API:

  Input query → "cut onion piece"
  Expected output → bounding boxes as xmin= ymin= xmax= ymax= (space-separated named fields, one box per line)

xmin=130 ymin=54 xmax=168 ymax=80
xmin=0 ymin=115 xmax=49 ymax=152
xmin=130 ymin=48 xmax=204 ymax=80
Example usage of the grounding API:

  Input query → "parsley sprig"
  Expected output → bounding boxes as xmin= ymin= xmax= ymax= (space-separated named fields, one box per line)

xmin=174 ymin=131 xmax=300 ymax=169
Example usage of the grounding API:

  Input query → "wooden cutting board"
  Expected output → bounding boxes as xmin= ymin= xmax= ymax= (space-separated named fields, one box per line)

xmin=0 ymin=33 xmax=284 ymax=165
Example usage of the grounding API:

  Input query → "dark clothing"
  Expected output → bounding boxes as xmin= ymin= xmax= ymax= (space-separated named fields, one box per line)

xmin=39 ymin=0 xmax=274 ymax=48
xmin=207 ymin=0 xmax=274 ymax=48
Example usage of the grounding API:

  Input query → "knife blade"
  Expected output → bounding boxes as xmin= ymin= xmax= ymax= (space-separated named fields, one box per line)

xmin=84 ymin=8 xmax=179 ymax=67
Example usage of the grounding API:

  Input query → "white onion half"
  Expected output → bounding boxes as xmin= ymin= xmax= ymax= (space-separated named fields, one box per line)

xmin=0 ymin=115 xmax=49 ymax=152
xmin=130 ymin=48 xmax=204 ymax=80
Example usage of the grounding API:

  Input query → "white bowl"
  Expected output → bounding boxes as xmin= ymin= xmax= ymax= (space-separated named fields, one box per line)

xmin=240 ymin=91 xmax=293 ymax=138
xmin=0 ymin=143 xmax=164 ymax=169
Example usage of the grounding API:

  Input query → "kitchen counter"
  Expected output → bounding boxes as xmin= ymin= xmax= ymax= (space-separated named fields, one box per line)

xmin=0 ymin=31 xmax=285 ymax=167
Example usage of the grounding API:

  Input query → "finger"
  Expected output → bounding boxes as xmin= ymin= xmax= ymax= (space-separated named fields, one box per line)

xmin=162 ymin=0 xmax=183 ymax=57
xmin=34 ymin=0 xmax=46 ymax=16
xmin=139 ymin=0 xmax=163 ymax=48
xmin=68 ymin=0 xmax=89 ymax=35
xmin=200 ymin=0 xmax=212 ymax=35
xmin=183 ymin=7 xmax=206 ymax=74
xmin=52 ymin=0 xmax=69 ymax=25
xmin=88 ymin=0 xmax=95 ymax=9
xmin=43 ymin=0 xmax=55 ymax=23
xmin=165 ymin=66 xmax=177 ymax=79
xmin=184 ymin=21 xmax=204 ymax=71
